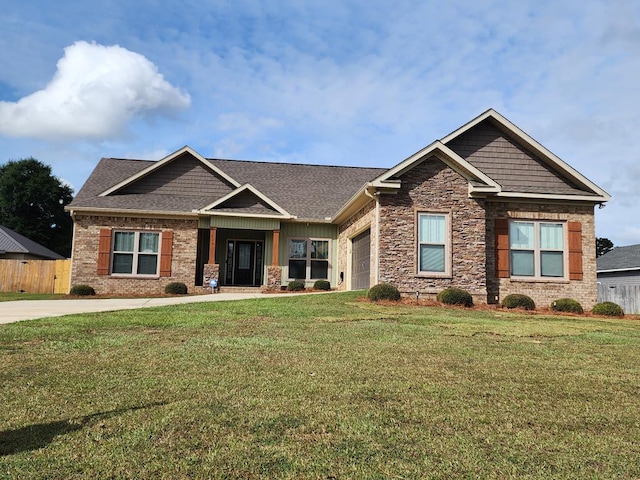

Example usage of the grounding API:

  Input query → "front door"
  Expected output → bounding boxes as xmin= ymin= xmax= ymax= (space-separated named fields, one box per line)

xmin=234 ymin=241 xmax=255 ymax=285
xmin=225 ymin=240 xmax=264 ymax=286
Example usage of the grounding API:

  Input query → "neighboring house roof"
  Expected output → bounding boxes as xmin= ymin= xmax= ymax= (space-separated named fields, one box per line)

xmin=0 ymin=225 xmax=64 ymax=260
xmin=597 ymin=245 xmax=640 ymax=273
xmin=67 ymin=109 xmax=610 ymax=222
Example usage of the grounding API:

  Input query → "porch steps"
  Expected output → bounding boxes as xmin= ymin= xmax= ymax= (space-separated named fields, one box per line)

xmin=217 ymin=286 xmax=264 ymax=294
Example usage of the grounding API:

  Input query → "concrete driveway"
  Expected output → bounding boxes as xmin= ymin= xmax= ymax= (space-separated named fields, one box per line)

xmin=0 ymin=292 xmax=286 ymax=324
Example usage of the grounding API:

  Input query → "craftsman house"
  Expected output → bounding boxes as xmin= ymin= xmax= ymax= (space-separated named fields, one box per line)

xmin=66 ymin=109 xmax=609 ymax=307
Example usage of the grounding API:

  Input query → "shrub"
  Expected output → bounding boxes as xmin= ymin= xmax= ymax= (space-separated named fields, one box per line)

xmin=313 ymin=280 xmax=331 ymax=291
xmin=69 ymin=284 xmax=95 ymax=296
xmin=164 ymin=282 xmax=188 ymax=295
xmin=592 ymin=302 xmax=624 ymax=317
xmin=367 ymin=283 xmax=401 ymax=302
xmin=551 ymin=298 xmax=583 ymax=314
xmin=501 ymin=294 xmax=535 ymax=311
xmin=287 ymin=280 xmax=306 ymax=292
xmin=437 ymin=287 xmax=473 ymax=307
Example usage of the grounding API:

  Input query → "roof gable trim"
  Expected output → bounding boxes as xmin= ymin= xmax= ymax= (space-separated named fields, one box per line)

xmin=198 ymin=183 xmax=293 ymax=218
xmin=441 ymin=109 xmax=610 ymax=201
xmin=373 ymin=140 xmax=501 ymax=193
xmin=98 ymin=146 xmax=241 ymax=197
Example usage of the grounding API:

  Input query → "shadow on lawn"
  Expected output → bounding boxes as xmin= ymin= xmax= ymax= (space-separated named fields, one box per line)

xmin=0 ymin=401 xmax=168 ymax=455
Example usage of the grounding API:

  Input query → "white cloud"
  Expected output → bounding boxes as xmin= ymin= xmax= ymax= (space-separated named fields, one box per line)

xmin=0 ymin=41 xmax=190 ymax=140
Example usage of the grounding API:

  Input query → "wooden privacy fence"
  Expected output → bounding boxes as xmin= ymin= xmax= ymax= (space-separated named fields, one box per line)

xmin=0 ymin=259 xmax=71 ymax=294
xmin=597 ymin=284 xmax=640 ymax=315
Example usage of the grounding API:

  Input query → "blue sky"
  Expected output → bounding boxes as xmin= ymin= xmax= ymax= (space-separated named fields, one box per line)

xmin=1 ymin=0 xmax=638 ymax=245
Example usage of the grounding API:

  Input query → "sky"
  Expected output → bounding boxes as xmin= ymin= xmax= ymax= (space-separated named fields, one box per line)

xmin=0 ymin=0 xmax=638 ymax=245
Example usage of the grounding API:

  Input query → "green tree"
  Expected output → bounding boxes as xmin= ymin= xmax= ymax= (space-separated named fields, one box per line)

xmin=596 ymin=237 xmax=614 ymax=258
xmin=0 ymin=158 xmax=74 ymax=257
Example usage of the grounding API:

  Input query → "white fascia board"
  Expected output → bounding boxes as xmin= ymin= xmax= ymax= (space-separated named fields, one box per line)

xmin=196 ymin=210 xmax=292 ymax=220
xmin=99 ymin=146 xmax=241 ymax=196
xmin=441 ymin=109 xmax=610 ymax=201
xmin=199 ymin=183 xmax=292 ymax=218
xmin=494 ymin=191 xmax=609 ymax=203
xmin=66 ymin=206 xmax=198 ymax=218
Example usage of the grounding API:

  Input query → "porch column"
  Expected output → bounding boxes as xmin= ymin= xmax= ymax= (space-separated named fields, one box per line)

xmin=271 ymin=229 xmax=280 ymax=266
xmin=208 ymin=227 xmax=217 ymax=264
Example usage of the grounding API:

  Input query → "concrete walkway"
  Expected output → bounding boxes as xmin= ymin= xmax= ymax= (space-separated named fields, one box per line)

xmin=0 ymin=292 xmax=287 ymax=324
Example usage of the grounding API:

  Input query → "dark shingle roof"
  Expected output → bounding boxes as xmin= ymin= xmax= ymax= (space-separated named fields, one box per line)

xmin=0 ymin=225 xmax=64 ymax=259
xmin=597 ymin=245 xmax=640 ymax=272
xmin=69 ymin=156 xmax=386 ymax=220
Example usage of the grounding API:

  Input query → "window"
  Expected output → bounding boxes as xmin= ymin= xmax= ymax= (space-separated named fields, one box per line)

xmin=418 ymin=213 xmax=450 ymax=275
xmin=112 ymin=231 xmax=160 ymax=275
xmin=510 ymin=221 xmax=565 ymax=278
xmin=288 ymin=238 xmax=330 ymax=280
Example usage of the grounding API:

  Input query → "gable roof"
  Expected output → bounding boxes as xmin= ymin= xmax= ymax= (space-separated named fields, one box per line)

xmin=69 ymin=153 xmax=386 ymax=221
xmin=371 ymin=140 xmax=501 ymax=196
xmin=597 ymin=245 xmax=640 ymax=273
xmin=100 ymin=146 xmax=241 ymax=196
xmin=68 ymin=109 xmax=610 ymax=222
xmin=0 ymin=225 xmax=64 ymax=259
xmin=440 ymin=109 xmax=610 ymax=201
xmin=200 ymin=183 xmax=293 ymax=218
xmin=370 ymin=109 xmax=609 ymax=202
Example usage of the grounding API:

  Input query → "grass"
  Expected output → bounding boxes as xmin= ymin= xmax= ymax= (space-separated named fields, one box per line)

xmin=1 ymin=291 xmax=639 ymax=479
xmin=0 ymin=293 xmax=63 ymax=302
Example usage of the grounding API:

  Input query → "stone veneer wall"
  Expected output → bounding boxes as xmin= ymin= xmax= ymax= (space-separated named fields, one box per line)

xmin=71 ymin=215 xmax=198 ymax=295
xmin=337 ymin=200 xmax=377 ymax=291
xmin=266 ymin=266 xmax=283 ymax=291
xmin=485 ymin=201 xmax=597 ymax=309
xmin=377 ymin=158 xmax=488 ymax=300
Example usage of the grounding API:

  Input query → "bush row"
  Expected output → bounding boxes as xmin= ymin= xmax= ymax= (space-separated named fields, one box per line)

xmin=365 ymin=283 xmax=625 ymax=316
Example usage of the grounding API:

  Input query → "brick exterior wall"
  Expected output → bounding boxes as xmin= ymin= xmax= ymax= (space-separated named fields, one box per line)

xmin=377 ymin=157 xmax=488 ymax=300
xmin=71 ymin=215 xmax=198 ymax=295
xmin=337 ymin=200 xmax=377 ymax=291
xmin=486 ymin=201 xmax=597 ymax=309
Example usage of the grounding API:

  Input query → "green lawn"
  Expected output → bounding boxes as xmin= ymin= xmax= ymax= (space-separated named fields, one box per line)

xmin=1 ymin=291 xmax=639 ymax=479
xmin=0 ymin=293 xmax=63 ymax=302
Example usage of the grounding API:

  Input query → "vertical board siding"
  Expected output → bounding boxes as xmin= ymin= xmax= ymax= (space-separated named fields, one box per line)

xmin=54 ymin=259 xmax=71 ymax=294
xmin=597 ymin=283 xmax=640 ymax=314
xmin=0 ymin=259 xmax=71 ymax=293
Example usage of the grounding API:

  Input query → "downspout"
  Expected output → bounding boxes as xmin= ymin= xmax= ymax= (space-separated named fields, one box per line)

xmin=364 ymin=186 xmax=381 ymax=285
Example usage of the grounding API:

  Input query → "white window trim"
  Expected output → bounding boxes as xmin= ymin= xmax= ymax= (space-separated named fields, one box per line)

xmin=509 ymin=220 xmax=568 ymax=281
xmin=416 ymin=211 xmax=452 ymax=278
xmin=111 ymin=230 xmax=161 ymax=277
xmin=287 ymin=237 xmax=331 ymax=281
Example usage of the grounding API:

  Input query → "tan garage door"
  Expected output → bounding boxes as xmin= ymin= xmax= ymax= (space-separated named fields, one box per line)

xmin=351 ymin=229 xmax=370 ymax=290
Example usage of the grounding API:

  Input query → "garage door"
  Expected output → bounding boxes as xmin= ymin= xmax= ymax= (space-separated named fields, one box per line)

xmin=351 ymin=229 xmax=371 ymax=290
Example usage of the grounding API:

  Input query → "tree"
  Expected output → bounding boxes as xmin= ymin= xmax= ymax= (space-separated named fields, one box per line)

xmin=0 ymin=158 xmax=74 ymax=257
xmin=596 ymin=237 xmax=614 ymax=258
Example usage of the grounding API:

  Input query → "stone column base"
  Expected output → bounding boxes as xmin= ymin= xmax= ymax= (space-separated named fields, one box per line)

xmin=266 ymin=266 xmax=282 ymax=291
xmin=203 ymin=264 xmax=220 ymax=291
